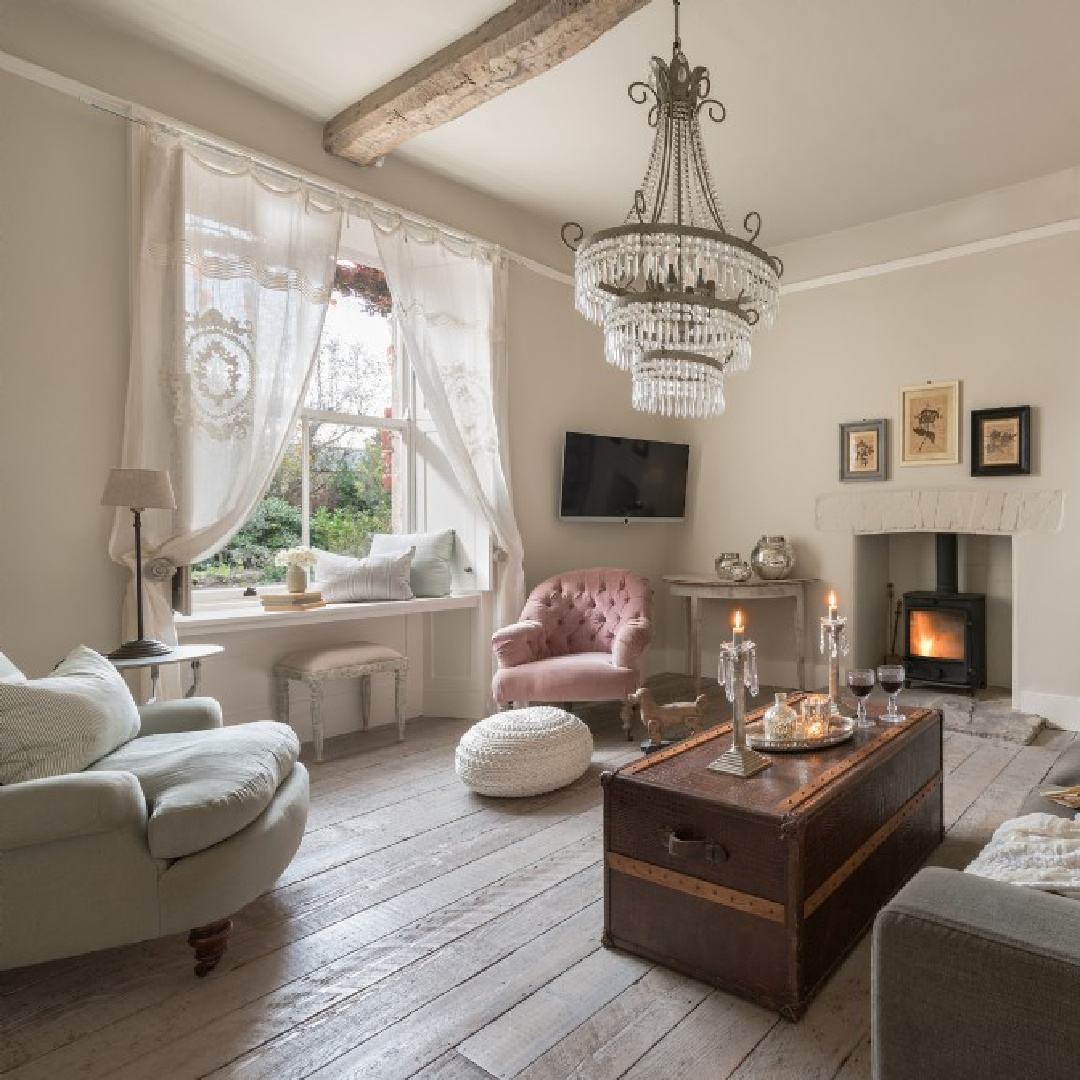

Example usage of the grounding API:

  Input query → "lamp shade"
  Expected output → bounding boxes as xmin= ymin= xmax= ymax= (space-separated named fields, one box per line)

xmin=101 ymin=468 xmax=176 ymax=511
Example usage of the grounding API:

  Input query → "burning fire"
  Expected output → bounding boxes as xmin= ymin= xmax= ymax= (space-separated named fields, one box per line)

xmin=909 ymin=610 xmax=964 ymax=661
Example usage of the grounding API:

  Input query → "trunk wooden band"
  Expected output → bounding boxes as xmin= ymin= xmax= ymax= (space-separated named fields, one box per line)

xmin=802 ymin=771 xmax=942 ymax=919
xmin=606 ymin=851 xmax=786 ymax=924
xmin=778 ymin=708 xmax=935 ymax=815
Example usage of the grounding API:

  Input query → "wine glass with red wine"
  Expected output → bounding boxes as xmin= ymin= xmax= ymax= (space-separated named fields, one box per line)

xmin=847 ymin=668 xmax=876 ymax=727
xmin=877 ymin=664 xmax=906 ymax=723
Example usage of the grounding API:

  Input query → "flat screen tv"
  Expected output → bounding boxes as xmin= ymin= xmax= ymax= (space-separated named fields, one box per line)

xmin=559 ymin=430 xmax=690 ymax=522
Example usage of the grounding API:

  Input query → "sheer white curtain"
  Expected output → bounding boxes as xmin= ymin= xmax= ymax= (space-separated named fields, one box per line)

xmin=110 ymin=126 xmax=342 ymax=676
xmin=372 ymin=217 xmax=525 ymax=631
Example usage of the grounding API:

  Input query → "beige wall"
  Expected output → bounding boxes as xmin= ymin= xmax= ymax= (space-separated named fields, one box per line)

xmin=0 ymin=6 xmax=684 ymax=690
xmin=670 ymin=183 xmax=1080 ymax=723
xmin=4 ymin=3 xmax=1079 ymax=730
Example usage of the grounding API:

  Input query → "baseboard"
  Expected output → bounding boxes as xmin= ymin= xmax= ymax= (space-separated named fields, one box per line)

xmin=1017 ymin=690 xmax=1080 ymax=730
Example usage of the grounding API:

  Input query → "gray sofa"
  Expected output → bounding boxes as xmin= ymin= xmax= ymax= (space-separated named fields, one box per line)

xmin=871 ymin=739 xmax=1080 ymax=1079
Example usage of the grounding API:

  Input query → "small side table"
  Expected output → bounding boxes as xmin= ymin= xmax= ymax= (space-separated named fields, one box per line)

xmin=110 ymin=643 xmax=224 ymax=704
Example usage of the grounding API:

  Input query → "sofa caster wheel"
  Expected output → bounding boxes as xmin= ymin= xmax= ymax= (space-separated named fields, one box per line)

xmin=188 ymin=917 xmax=232 ymax=976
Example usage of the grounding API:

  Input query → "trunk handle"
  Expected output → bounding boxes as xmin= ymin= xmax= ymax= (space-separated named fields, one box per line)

xmin=666 ymin=829 xmax=729 ymax=863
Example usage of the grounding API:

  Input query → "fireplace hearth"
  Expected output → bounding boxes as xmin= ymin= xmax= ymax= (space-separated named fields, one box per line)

xmin=903 ymin=534 xmax=987 ymax=692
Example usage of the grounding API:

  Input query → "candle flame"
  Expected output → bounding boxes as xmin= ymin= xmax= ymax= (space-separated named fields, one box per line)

xmin=733 ymin=610 xmax=744 ymax=631
xmin=828 ymin=591 xmax=836 ymax=608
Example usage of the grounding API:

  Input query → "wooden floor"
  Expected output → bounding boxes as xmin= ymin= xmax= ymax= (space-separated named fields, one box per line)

xmin=1 ymin=709 xmax=1074 ymax=1080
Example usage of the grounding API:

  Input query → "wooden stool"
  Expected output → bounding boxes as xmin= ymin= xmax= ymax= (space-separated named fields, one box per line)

xmin=273 ymin=642 xmax=408 ymax=761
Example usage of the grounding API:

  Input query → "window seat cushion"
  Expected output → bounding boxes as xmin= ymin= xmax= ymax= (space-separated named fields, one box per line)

xmin=91 ymin=721 xmax=300 ymax=859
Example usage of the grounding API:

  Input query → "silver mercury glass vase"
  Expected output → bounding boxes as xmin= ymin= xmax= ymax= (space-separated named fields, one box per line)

xmin=750 ymin=535 xmax=796 ymax=580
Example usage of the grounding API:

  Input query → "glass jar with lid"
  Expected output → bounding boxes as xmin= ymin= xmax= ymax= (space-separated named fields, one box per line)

xmin=763 ymin=692 xmax=798 ymax=742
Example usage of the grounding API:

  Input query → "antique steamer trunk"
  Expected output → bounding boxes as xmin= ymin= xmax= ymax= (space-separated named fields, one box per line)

xmin=602 ymin=701 xmax=942 ymax=1018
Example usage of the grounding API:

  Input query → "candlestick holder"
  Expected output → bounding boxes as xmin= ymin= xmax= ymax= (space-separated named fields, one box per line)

xmin=820 ymin=614 xmax=850 ymax=718
xmin=708 ymin=638 xmax=771 ymax=778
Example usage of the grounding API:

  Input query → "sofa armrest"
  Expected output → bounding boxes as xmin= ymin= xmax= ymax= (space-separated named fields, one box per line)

xmin=491 ymin=621 xmax=545 ymax=669
xmin=872 ymin=867 xmax=1080 ymax=1080
xmin=137 ymin=696 xmax=223 ymax=736
xmin=0 ymin=771 xmax=148 ymax=850
xmin=611 ymin=616 xmax=651 ymax=670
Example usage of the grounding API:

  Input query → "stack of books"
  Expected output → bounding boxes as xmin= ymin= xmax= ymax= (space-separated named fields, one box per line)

xmin=260 ymin=590 xmax=326 ymax=612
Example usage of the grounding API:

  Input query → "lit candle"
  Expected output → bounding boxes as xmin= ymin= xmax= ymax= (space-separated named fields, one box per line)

xmin=732 ymin=609 xmax=744 ymax=647
xmin=827 ymin=591 xmax=838 ymax=619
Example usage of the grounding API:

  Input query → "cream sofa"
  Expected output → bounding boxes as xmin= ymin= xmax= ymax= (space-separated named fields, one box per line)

xmin=0 ymin=692 xmax=309 ymax=975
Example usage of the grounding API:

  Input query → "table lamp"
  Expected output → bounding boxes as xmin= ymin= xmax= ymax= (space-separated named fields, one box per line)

xmin=102 ymin=467 xmax=177 ymax=659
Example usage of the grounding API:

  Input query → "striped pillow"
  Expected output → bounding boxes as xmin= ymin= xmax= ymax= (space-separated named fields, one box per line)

xmin=320 ymin=548 xmax=415 ymax=603
xmin=0 ymin=645 xmax=141 ymax=785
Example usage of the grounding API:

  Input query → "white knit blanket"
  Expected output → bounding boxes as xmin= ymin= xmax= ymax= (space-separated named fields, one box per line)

xmin=965 ymin=812 xmax=1080 ymax=895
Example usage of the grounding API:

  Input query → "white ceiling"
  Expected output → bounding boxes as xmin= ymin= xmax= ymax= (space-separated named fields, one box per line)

xmin=42 ymin=0 xmax=1080 ymax=246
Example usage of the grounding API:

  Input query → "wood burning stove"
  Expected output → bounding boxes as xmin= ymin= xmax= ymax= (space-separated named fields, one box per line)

xmin=903 ymin=534 xmax=987 ymax=691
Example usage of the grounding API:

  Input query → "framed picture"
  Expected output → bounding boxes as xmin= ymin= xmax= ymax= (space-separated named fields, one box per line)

xmin=971 ymin=405 xmax=1031 ymax=476
xmin=839 ymin=419 xmax=888 ymax=481
xmin=899 ymin=380 xmax=960 ymax=465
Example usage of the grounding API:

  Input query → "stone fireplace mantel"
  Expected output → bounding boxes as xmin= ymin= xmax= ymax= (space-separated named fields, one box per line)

xmin=816 ymin=487 xmax=1064 ymax=536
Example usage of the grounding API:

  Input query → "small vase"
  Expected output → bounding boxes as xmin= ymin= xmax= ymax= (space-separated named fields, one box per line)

xmin=715 ymin=553 xmax=742 ymax=580
xmin=763 ymin=692 xmax=798 ymax=741
xmin=285 ymin=564 xmax=308 ymax=594
xmin=750 ymin=535 xmax=796 ymax=580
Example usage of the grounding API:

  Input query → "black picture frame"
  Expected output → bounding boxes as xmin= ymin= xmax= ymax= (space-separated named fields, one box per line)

xmin=839 ymin=419 xmax=888 ymax=482
xmin=970 ymin=406 xmax=1031 ymax=476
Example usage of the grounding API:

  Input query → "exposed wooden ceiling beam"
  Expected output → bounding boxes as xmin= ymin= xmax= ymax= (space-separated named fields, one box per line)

xmin=324 ymin=0 xmax=651 ymax=167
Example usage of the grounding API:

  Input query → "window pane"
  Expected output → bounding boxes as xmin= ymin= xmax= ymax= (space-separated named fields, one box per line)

xmin=309 ymin=423 xmax=401 ymax=558
xmin=191 ymin=424 xmax=302 ymax=589
xmin=306 ymin=271 xmax=397 ymax=417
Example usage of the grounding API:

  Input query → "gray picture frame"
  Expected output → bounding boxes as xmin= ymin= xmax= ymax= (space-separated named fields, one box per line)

xmin=840 ymin=419 xmax=888 ymax=482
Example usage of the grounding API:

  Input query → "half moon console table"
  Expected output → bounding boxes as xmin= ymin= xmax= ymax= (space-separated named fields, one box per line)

xmin=663 ymin=575 xmax=819 ymax=691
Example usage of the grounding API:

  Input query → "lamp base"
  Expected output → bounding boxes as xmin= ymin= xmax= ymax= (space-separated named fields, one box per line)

xmin=107 ymin=638 xmax=174 ymax=660
xmin=707 ymin=745 xmax=773 ymax=778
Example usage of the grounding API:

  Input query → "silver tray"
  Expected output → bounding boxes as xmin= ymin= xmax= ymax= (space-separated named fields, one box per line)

xmin=746 ymin=718 xmax=855 ymax=752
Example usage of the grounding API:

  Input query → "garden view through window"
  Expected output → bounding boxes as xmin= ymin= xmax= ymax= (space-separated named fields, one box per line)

xmin=192 ymin=261 xmax=406 ymax=589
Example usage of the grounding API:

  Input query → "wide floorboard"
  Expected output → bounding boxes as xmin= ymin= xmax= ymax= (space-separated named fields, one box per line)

xmin=2 ymin=704 xmax=1074 ymax=1080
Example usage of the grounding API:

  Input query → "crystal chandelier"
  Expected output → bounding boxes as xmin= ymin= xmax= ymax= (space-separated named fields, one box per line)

xmin=562 ymin=0 xmax=782 ymax=418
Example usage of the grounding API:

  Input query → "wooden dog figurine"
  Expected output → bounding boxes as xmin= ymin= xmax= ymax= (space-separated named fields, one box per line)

xmin=629 ymin=687 xmax=708 ymax=746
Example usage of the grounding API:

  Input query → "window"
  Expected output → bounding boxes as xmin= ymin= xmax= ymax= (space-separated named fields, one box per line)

xmin=191 ymin=258 xmax=411 ymax=590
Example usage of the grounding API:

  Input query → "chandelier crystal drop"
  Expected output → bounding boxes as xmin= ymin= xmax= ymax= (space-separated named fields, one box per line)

xmin=562 ymin=0 xmax=781 ymax=419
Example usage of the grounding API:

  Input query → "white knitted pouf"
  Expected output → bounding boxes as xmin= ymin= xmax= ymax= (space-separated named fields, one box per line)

xmin=455 ymin=706 xmax=594 ymax=797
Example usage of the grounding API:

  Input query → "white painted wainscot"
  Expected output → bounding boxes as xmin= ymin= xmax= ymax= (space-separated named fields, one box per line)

xmin=175 ymin=594 xmax=488 ymax=749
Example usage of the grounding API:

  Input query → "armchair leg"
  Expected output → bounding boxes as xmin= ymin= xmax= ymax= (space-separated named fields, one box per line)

xmin=620 ymin=701 xmax=634 ymax=741
xmin=188 ymin=918 xmax=232 ymax=977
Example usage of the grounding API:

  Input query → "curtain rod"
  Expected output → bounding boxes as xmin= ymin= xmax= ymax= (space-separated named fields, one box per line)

xmin=0 ymin=48 xmax=574 ymax=287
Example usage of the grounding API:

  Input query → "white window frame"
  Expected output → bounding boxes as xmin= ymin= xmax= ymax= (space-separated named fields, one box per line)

xmin=190 ymin=257 xmax=416 ymax=606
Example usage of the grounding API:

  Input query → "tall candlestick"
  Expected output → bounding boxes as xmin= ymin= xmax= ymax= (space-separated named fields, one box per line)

xmin=709 ymin=634 xmax=770 ymax=779
xmin=820 ymin=606 xmax=850 ymax=719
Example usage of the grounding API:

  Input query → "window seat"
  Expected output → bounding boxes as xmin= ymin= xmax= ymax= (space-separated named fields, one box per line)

xmin=175 ymin=592 xmax=481 ymax=638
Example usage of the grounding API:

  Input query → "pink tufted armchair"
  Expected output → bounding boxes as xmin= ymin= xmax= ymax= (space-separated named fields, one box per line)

xmin=491 ymin=569 xmax=653 ymax=738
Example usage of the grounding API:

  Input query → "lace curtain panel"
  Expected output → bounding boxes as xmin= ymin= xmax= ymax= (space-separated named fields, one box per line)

xmin=372 ymin=221 xmax=526 ymax=632
xmin=109 ymin=126 xmax=341 ymax=673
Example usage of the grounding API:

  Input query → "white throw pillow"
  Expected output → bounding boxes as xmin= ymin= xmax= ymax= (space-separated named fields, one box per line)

xmin=0 ymin=650 xmax=25 ymax=682
xmin=369 ymin=530 xmax=455 ymax=597
xmin=319 ymin=549 xmax=415 ymax=603
xmin=0 ymin=645 xmax=141 ymax=785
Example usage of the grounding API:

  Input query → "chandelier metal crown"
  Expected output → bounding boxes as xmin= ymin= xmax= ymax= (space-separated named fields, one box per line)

xmin=562 ymin=0 xmax=782 ymax=418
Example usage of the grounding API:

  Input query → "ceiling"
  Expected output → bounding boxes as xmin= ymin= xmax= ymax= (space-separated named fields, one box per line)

xmin=41 ymin=0 xmax=1080 ymax=246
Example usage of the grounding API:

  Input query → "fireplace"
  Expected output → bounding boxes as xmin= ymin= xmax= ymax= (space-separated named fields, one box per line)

xmin=903 ymin=534 xmax=987 ymax=691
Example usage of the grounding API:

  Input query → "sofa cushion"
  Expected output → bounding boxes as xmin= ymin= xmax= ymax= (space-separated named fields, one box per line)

xmin=315 ymin=548 xmax=415 ymax=602
xmin=369 ymin=530 xmax=454 ymax=597
xmin=91 ymin=721 xmax=300 ymax=859
xmin=0 ymin=650 xmax=25 ymax=682
xmin=0 ymin=645 xmax=141 ymax=785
